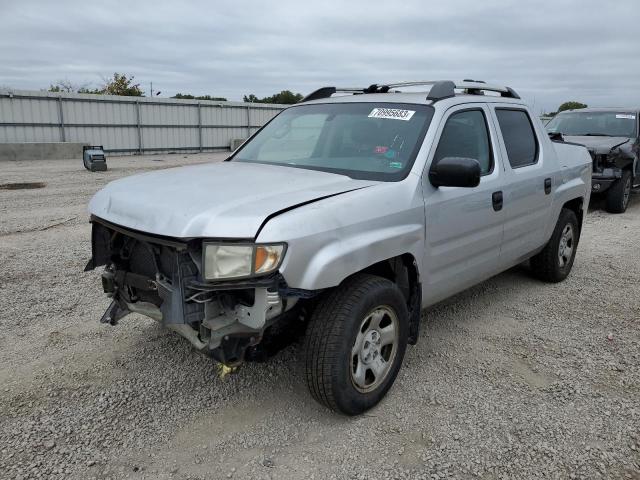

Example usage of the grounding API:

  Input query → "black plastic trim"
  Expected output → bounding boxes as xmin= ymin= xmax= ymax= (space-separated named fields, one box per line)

xmin=186 ymin=273 xmax=281 ymax=291
xmin=90 ymin=215 xmax=257 ymax=246
xmin=427 ymin=81 xmax=456 ymax=101
xmin=301 ymin=87 xmax=337 ymax=102
xmin=91 ymin=216 xmax=190 ymax=250
xmin=503 ymin=87 xmax=521 ymax=99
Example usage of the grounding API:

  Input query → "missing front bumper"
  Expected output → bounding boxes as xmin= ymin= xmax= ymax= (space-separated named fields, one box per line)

xmin=90 ymin=218 xmax=287 ymax=364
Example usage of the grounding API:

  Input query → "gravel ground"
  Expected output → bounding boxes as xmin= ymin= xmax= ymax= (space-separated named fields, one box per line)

xmin=0 ymin=154 xmax=639 ymax=480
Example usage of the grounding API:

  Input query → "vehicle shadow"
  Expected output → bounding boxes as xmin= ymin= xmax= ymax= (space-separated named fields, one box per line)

xmin=589 ymin=187 xmax=640 ymax=213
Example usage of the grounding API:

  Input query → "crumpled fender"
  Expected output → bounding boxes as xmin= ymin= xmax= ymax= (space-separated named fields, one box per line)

xmin=256 ymin=178 xmax=425 ymax=291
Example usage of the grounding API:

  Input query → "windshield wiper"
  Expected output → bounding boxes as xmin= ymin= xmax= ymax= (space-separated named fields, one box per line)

xmin=576 ymin=133 xmax=611 ymax=136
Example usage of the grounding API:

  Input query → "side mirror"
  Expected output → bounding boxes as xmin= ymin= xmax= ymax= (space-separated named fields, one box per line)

xmin=428 ymin=157 xmax=481 ymax=188
xmin=547 ymin=132 xmax=563 ymax=142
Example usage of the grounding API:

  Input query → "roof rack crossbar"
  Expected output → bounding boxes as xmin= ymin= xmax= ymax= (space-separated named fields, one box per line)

xmin=426 ymin=81 xmax=520 ymax=101
xmin=300 ymin=87 xmax=365 ymax=102
xmin=383 ymin=81 xmax=439 ymax=89
xmin=300 ymin=80 xmax=520 ymax=103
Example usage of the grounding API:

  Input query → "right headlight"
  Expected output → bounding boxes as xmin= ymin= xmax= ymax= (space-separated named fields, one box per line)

xmin=202 ymin=243 xmax=286 ymax=281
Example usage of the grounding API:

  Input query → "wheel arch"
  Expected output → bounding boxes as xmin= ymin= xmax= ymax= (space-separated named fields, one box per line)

xmin=561 ymin=197 xmax=585 ymax=236
xmin=351 ymin=253 xmax=422 ymax=345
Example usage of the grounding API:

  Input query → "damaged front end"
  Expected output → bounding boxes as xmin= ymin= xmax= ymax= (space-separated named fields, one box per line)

xmin=85 ymin=217 xmax=298 ymax=366
xmin=588 ymin=139 xmax=636 ymax=193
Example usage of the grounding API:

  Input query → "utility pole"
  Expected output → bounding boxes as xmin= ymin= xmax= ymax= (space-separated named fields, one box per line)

xmin=150 ymin=82 xmax=153 ymax=97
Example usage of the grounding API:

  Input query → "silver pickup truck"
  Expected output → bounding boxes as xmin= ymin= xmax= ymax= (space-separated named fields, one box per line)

xmin=86 ymin=80 xmax=592 ymax=415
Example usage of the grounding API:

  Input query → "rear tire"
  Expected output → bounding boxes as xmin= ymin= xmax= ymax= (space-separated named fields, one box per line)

xmin=605 ymin=170 xmax=632 ymax=213
xmin=530 ymin=208 xmax=579 ymax=283
xmin=303 ymin=274 xmax=409 ymax=415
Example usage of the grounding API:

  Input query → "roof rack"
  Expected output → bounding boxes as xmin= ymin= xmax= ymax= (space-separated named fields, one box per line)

xmin=300 ymin=80 xmax=520 ymax=103
xmin=300 ymin=87 xmax=365 ymax=102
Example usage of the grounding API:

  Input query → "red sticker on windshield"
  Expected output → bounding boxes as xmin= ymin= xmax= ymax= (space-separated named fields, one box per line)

xmin=374 ymin=146 xmax=389 ymax=154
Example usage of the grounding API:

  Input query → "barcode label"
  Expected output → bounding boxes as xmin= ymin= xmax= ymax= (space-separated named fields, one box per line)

xmin=368 ymin=108 xmax=415 ymax=121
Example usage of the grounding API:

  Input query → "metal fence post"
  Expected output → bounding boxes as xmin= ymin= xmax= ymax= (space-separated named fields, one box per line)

xmin=57 ymin=96 xmax=66 ymax=142
xmin=136 ymin=100 xmax=142 ymax=154
xmin=246 ymin=105 xmax=251 ymax=138
xmin=198 ymin=103 xmax=203 ymax=152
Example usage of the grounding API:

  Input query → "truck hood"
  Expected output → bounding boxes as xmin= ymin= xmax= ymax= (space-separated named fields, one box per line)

xmin=89 ymin=161 xmax=377 ymax=239
xmin=563 ymin=136 xmax=631 ymax=155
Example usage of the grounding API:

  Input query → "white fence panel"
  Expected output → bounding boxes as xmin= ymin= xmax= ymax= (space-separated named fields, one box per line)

xmin=0 ymin=89 xmax=287 ymax=155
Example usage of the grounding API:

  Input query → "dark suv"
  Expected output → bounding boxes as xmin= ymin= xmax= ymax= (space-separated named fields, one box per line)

xmin=546 ymin=108 xmax=639 ymax=213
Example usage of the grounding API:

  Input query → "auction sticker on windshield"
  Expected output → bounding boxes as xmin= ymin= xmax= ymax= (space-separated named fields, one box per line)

xmin=616 ymin=114 xmax=636 ymax=119
xmin=368 ymin=108 xmax=415 ymax=121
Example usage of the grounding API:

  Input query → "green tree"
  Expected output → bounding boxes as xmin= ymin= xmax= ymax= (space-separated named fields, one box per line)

xmin=47 ymin=75 xmax=142 ymax=96
xmin=557 ymin=101 xmax=587 ymax=113
xmin=78 ymin=87 xmax=103 ymax=94
xmin=100 ymin=73 xmax=143 ymax=96
xmin=172 ymin=93 xmax=227 ymax=101
xmin=48 ymin=79 xmax=89 ymax=93
xmin=243 ymin=90 xmax=303 ymax=104
xmin=243 ymin=94 xmax=260 ymax=103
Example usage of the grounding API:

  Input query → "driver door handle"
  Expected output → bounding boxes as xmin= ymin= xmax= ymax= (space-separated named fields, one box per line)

xmin=492 ymin=191 xmax=503 ymax=212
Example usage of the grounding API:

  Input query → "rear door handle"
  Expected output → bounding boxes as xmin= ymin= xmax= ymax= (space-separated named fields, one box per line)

xmin=492 ymin=191 xmax=503 ymax=211
xmin=544 ymin=178 xmax=552 ymax=194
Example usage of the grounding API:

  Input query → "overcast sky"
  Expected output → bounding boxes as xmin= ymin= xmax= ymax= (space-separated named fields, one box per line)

xmin=1 ymin=0 xmax=638 ymax=112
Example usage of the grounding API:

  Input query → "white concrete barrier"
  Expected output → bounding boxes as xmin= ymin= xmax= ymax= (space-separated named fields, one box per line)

xmin=0 ymin=142 xmax=88 ymax=161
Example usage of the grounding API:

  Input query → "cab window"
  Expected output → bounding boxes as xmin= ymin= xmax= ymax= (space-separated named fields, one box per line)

xmin=496 ymin=109 xmax=538 ymax=168
xmin=433 ymin=109 xmax=493 ymax=175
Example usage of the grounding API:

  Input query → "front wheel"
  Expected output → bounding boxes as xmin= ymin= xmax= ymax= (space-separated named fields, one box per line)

xmin=530 ymin=208 xmax=579 ymax=283
xmin=303 ymin=274 xmax=409 ymax=415
xmin=605 ymin=169 xmax=632 ymax=213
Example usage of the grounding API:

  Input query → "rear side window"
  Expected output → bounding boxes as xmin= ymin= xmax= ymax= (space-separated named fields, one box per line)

xmin=434 ymin=109 xmax=493 ymax=175
xmin=495 ymin=109 xmax=538 ymax=168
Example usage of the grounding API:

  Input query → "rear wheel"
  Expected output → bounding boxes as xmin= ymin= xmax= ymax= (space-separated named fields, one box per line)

xmin=605 ymin=169 xmax=632 ymax=213
xmin=530 ymin=208 xmax=579 ymax=283
xmin=303 ymin=274 xmax=409 ymax=415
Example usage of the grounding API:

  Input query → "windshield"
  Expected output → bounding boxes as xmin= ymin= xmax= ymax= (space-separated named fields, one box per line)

xmin=546 ymin=111 xmax=637 ymax=137
xmin=232 ymin=102 xmax=434 ymax=180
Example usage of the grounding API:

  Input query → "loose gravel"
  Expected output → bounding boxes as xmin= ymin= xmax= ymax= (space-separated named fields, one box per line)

xmin=0 ymin=154 xmax=639 ymax=480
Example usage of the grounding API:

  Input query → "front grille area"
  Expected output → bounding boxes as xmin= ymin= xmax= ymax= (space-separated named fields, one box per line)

xmin=91 ymin=220 xmax=205 ymax=326
xmin=593 ymin=153 xmax=608 ymax=173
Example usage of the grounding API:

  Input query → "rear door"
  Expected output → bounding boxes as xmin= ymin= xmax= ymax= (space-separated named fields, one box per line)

xmin=489 ymin=105 xmax=554 ymax=264
xmin=422 ymin=103 xmax=506 ymax=305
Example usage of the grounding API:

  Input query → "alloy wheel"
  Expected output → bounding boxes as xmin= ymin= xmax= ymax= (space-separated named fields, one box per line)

xmin=558 ymin=224 xmax=574 ymax=267
xmin=350 ymin=306 xmax=399 ymax=393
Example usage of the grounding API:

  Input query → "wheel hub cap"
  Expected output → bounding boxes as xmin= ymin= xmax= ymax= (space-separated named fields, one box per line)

xmin=558 ymin=224 xmax=574 ymax=267
xmin=360 ymin=330 xmax=381 ymax=365
xmin=350 ymin=306 xmax=399 ymax=393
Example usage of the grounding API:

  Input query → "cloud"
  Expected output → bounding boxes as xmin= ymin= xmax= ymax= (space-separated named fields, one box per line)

xmin=1 ymin=0 xmax=638 ymax=112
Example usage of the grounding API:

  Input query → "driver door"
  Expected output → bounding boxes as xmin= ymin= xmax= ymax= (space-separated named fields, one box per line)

xmin=421 ymin=104 xmax=506 ymax=306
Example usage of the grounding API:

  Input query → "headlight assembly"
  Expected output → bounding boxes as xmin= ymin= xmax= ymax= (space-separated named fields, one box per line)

xmin=202 ymin=243 xmax=285 ymax=280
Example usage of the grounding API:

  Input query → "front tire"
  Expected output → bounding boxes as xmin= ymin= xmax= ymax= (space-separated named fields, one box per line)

xmin=303 ymin=274 xmax=409 ymax=415
xmin=605 ymin=169 xmax=632 ymax=213
xmin=530 ymin=208 xmax=579 ymax=283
